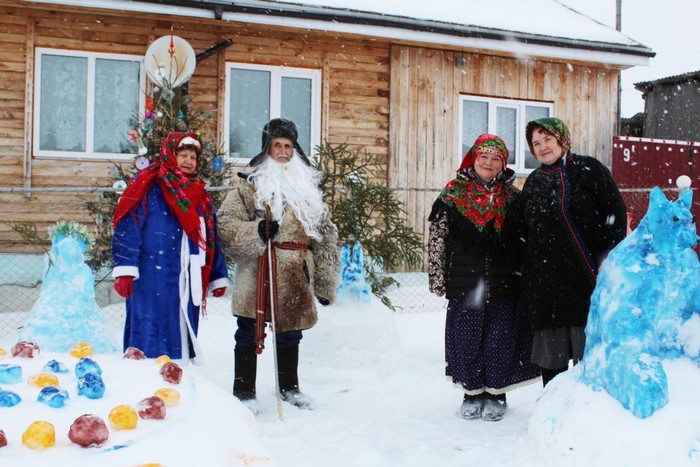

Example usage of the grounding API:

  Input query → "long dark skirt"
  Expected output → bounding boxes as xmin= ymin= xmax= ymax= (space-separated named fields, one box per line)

xmin=445 ymin=298 xmax=540 ymax=394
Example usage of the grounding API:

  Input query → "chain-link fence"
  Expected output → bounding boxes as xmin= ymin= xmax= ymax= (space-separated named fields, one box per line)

xmin=619 ymin=187 xmax=687 ymax=230
xmin=0 ymin=257 xmax=442 ymax=339
xmin=0 ymin=185 xmax=444 ymax=338
xmin=5 ymin=185 xmax=672 ymax=338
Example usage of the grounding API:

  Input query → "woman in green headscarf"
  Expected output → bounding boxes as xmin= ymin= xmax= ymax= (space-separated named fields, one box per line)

xmin=509 ymin=117 xmax=627 ymax=386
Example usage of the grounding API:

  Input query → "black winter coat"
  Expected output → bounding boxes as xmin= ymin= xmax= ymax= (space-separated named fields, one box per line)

xmin=428 ymin=174 xmax=521 ymax=303
xmin=507 ymin=153 xmax=627 ymax=330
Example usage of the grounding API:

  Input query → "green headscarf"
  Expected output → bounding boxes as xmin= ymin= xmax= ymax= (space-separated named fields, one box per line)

xmin=525 ymin=117 xmax=571 ymax=155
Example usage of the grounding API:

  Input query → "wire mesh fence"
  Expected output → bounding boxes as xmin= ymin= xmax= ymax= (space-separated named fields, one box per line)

xmin=0 ymin=261 xmax=443 ymax=339
xmin=3 ymin=184 xmax=677 ymax=338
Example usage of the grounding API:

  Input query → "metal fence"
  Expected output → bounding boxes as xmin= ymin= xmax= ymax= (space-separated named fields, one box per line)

xmin=2 ymin=185 xmax=674 ymax=338
xmin=0 ymin=260 xmax=443 ymax=339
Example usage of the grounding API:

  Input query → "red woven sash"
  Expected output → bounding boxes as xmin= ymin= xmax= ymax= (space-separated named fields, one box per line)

xmin=254 ymin=241 xmax=309 ymax=354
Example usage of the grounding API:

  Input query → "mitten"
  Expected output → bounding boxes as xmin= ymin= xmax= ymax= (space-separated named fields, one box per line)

xmin=257 ymin=220 xmax=279 ymax=242
xmin=114 ymin=276 xmax=134 ymax=298
xmin=212 ymin=287 xmax=226 ymax=297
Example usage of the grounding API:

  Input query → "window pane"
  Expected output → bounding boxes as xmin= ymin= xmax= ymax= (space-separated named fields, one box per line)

xmin=461 ymin=100 xmax=488 ymax=155
xmin=39 ymin=55 xmax=87 ymax=151
xmin=281 ymin=77 xmax=312 ymax=157
xmin=524 ymin=106 xmax=550 ymax=169
xmin=496 ymin=107 xmax=517 ymax=165
xmin=94 ymin=59 xmax=140 ymax=154
xmin=229 ymin=69 xmax=270 ymax=158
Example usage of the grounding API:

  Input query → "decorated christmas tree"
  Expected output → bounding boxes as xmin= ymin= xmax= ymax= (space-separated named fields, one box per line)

xmin=83 ymin=34 xmax=230 ymax=271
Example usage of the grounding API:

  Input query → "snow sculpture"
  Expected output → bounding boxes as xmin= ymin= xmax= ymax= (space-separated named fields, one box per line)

xmin=19 ymin=222 xmax=117 ymax=354
xmin=336 ymin=242 xmax=372 ymax=304
xmin=579 ymin=187 xmax=700 ymax=418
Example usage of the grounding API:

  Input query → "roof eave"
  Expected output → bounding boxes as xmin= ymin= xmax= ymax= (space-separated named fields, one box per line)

xmin=22 ymin=0 xmax=654 ymax=67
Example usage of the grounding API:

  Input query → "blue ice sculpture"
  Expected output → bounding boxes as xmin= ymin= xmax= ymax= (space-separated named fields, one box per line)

xmin=579 ymin=187 xmax=700 ymax=418
xmin=19 ymin=222 xmax=117 ymax=353
xmin=336 ymin=242 xmax=372 ymax=305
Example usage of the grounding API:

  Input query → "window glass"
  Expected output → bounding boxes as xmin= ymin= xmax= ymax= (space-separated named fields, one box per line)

xmin=496 ymin=107 xmax=517 ymax=165
xmin=281 ymin=77 xmax=312 ymax=157
xmin=94 ymin=58 xmax=140 ymax=154
xmin=39 ymin=54 xmax=87 ymax=152
xmin=461 ymin=100 xmax=488 ymax=155
xmin=525 ymin=105 xmax=551 ymax=169
xmin=459 ymin=96 xmax=552 ymax=173
xmin=229 ymin=68 xmax=271 ymax=159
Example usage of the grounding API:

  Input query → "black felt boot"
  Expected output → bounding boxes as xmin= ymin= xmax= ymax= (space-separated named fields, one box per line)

xmin=277 ymin=345 xmax=315 ymax=410
xmin=233 ymin=347 xmax=259 ymax=415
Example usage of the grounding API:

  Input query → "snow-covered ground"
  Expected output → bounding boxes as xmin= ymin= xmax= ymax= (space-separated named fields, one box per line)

xmin=1 ymin=289 xmax=698 ymax=466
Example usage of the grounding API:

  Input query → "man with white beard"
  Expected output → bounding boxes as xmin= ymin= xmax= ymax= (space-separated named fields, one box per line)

xmin=218 ymin=118 xmax=340 ymax=414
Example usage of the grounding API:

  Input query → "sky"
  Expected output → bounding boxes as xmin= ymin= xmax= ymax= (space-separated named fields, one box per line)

xmin=1 ymin=279 xmax=698 ymax=466
xmin=560 ymin=0 xmax=700 ymax=117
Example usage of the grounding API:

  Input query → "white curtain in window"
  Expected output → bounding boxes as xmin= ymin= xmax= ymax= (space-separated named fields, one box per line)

xmin=94 ymin=58 xmax=140 ymax=154
xmin=462 ymin=100 xmax=488 ymax=155
xmin=39 ymin=55 xmax=87 ymax=151
xmin=281 ymin=77 xmax=312 ymax=157
xmin=229 ymin=68 xmax=270 ymax=158
xmin=525 ymin=105 xmax=551 ymax=169
xmin=496 ymin=107 xmax=517 ymax=165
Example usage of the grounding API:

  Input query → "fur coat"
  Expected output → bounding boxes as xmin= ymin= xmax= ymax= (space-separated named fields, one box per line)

xmin=217 ymin=174 xmax=340 ymax=332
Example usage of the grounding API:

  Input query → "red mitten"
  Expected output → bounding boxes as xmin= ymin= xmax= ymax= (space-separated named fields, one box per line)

xmin=114 ymin=276 xmax=134 ymax=298
xmin=212 ymin=287 xmax=226 ymax=297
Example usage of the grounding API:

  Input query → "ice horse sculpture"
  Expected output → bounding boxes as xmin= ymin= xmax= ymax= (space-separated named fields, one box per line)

xmin=579 ymin=187 xmax=700 ymax=418
xmin=336 ymin=242 xmax=372 ymax=304
xmin=19 ymin=222 xmax=117 ymax=353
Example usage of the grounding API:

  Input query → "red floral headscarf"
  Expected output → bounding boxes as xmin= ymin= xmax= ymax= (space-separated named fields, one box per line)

xmin=438 ymin=134 xmax=518 ymax=232
xmin=113 ymin=131 xmax=217 ymax=303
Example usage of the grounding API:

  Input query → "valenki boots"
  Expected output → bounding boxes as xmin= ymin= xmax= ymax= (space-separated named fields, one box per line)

xmin=460 ymin=394 xmax=483 ymax=420
xmin=233 ymin=347 xmax=259 ymax=415
xmin=277 ymin=345 xmax=315 ymax=410
xmin=481 ymin=393 xmax=507 ymax=421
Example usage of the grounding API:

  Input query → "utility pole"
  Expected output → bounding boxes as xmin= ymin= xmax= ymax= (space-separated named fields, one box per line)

xmin=616 ymin=0 xmax=622 ymax=134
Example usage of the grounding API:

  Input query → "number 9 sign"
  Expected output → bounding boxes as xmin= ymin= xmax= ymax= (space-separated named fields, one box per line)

xmin=623 ymin=147 xmax=631 ymax=162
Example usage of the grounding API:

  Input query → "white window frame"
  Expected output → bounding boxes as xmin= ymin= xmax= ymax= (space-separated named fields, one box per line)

xmin=458 ymin=95 xmax=553 ymax=175
xmin=33 ymin=48 xmax=146 ymax=161
xmin=224 ymin=62 xmax=322 ymax=165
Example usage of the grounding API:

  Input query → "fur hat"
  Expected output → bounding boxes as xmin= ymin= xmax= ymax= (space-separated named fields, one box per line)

xmin=249 ymin=118 xmax=310 ymax=166
xmin=525 ymin=117 xmax=571 ymax=155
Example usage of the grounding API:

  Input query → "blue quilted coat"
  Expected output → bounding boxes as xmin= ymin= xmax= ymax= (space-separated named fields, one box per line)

xmin=112 ymin=185 xmax=228 ymax=361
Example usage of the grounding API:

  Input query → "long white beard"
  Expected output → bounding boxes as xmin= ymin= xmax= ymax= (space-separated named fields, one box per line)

xmin=248 ymin=154 xmax=328 ymax=240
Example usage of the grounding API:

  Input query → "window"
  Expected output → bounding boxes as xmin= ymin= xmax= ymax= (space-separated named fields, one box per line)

xmin=34 ymin=48 xmax=145 ymax=160
xmin=459 ymin=96 xmax=552 ymax=174
xmin=225 ymin=63 xmax=321 ymax=164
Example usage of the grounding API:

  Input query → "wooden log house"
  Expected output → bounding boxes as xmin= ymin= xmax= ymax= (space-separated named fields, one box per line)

xmin=0 ymin=0 xmax=652 ymax=271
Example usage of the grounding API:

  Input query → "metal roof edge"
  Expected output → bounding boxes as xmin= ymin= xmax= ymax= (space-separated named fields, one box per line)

xmin=22 ymin=0 xmax=653 ymax=66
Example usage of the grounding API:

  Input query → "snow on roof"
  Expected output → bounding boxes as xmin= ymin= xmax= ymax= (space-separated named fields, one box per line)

xmin=24 ymin=0 xmax=653 ymax=66
xmin=635 ymin=70 xmax=700 ymax=90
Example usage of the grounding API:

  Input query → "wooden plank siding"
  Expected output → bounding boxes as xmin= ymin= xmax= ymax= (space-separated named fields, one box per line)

xmin=0 ymin=3 xmax=391 ymax=252
xmin=388 ymin=45 xmax=619 ymax=270
xmin=0 ymin=2 xmax=621 ymax=270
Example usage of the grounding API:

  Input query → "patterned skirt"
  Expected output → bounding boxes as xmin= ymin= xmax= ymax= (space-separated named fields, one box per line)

xmin=445 ymin=298 xmax=540 ymax=394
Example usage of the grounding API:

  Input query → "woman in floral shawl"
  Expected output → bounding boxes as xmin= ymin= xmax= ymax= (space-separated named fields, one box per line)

xmin=428 ymin=134 xmax=539 ymax=422
xmin=112 ymin=131 xmax=228 ymax=363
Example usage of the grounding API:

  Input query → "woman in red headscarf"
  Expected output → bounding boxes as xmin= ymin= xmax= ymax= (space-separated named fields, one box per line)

xmin=112 ymin=131 xmax=229 ymax=363
xmin=428 ymin=134 xmax=539 ymax=422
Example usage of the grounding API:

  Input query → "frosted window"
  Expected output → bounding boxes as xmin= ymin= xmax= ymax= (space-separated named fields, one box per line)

xmin=229 ymin=69 xmax=270 ymax=159
xmin=281 ymin=77 xmax=312 ymax=157
xmin=94 ymin=58 xmax=140 ymax=154
xmin=525 ymin=105 xmax=551 ymax=169
xmin=462 ymin=100 xmax=488 ymax=155
xmin=39 ymin=55 xmax=87 ymax=152
xmin=496 ymin=107 xmax=517 ymax=165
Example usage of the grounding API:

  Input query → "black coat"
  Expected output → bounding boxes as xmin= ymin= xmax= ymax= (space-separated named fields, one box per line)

xmin=428 ymin=174 xmax=521 ymax=303
xmin=507 ymin=153 xmax=627 ymax=330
